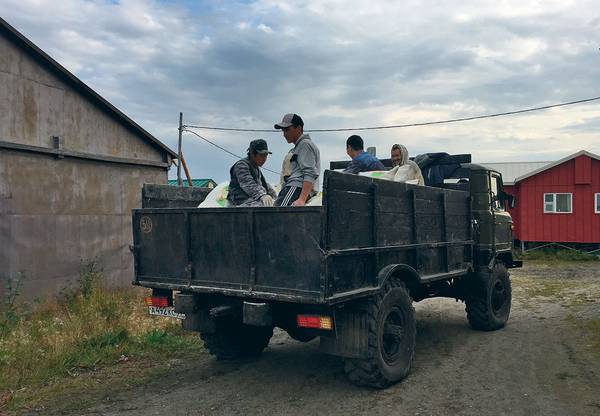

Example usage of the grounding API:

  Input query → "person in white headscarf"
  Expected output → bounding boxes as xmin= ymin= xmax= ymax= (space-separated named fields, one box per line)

xmin=390 ymin=144 xmax=425 ymax=185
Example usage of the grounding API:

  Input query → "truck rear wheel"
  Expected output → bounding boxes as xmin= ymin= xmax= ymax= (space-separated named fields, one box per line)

xmin=465 ymin=263 xmax=511 ymax=331
xmin=343 ymin=280 xmax=416 ymax=388
xmin=285 ymin=327 xmax=317 ymax=343
xmin=200 ymin=317 xmax=273 ymax=360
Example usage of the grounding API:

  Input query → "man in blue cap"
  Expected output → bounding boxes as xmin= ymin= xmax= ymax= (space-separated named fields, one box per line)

xmin=227 ymin=139 xmax=277 ymax=207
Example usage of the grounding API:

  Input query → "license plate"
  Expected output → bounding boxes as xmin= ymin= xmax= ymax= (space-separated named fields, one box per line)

xmin=148 ymin=306 xmax=186 ymax=320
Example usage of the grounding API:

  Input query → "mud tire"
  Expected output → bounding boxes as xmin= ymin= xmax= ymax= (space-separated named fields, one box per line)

xmin=200 ymin=317 xmax=273 ymax=360
xmin=285 ymin=327 xmax=317 ymax=343
xmin=343 ymin=280 xmax=416 ymax=388
xmin=465 ymin=263 xmax=512 ymax=331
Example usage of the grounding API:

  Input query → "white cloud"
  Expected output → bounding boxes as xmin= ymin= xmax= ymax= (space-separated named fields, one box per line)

xmin=256 ymin=23 xmax=273 ymax=34
xmin=1 ymin=0 xmax=599 ymax=183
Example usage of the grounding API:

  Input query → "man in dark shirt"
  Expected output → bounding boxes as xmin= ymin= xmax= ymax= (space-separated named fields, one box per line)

xmin=343 ymin=135 xmax=385 ymax=174
xmin=227 ymin=139 xmax=277 ymax=207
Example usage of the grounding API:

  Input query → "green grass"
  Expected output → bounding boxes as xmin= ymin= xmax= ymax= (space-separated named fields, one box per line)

xmin=0 ymin=260 xmax=201 ymax=412
xmin=513 ymin=276 xmax=578 ymax=300
xmin=516 ymin=248 xmax=600 ymax=263
xmin=585 ymin=318 xmax=600 ymax=353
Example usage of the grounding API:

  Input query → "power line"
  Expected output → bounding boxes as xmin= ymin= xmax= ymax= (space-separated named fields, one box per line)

xmin=183 ymin=95 xmax=600 ymax=133
xmin=182 ymin=128 xmax=280 ymax=176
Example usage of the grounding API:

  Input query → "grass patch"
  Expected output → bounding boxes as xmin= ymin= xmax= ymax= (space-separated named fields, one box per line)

xmin=515 ymin=278 xmax=578 ymax=300
xmin=0 ymin=260 xmax=201 ymax=412
xmin=584 ymin=318 xmax=600 ymax=352
xmin=555 ymin=371 xmax=577 ymax=380
xmin=516 ymin=248 xmax=600 ymax=263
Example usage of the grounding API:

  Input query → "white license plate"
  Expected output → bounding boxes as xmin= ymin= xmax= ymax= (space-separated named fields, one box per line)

xmin=148 ymin=306 xmax=186 ymax=320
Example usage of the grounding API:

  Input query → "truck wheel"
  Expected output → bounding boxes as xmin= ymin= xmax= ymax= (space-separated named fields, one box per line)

xmin=343 ymin=280 xmax=416 ymax=388
xmin=285 ymin=327 xmax=317 ymax=343
xmin=200 ymin=317 xmax=273 ymax=360
xmin=465 ymin=263 xmax=511 ymax=331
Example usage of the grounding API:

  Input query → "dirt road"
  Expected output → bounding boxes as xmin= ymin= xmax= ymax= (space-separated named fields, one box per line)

xmin=68 ymin=262 xmax=600 ymax=415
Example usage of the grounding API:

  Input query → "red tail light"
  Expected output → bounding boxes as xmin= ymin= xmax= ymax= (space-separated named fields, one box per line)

xmin=297 ymin=315 xmax=333 ymax=330
xmin=144 ymin=296 xmax=170 ymax=307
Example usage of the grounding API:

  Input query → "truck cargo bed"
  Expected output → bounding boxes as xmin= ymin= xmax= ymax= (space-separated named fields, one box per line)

xmin=132 ymin=171 xmax=473 ymax=304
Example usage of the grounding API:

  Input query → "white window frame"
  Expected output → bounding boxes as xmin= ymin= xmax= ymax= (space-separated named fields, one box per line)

xmin=543 ymin=193 xmax=572 ymax=214
xmin=595 ymin=193 xmax=600 ymax=214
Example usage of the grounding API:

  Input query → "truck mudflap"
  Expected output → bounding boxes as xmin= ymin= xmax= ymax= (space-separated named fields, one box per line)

xmin=319 ymin=308 xmax=370 ymax=359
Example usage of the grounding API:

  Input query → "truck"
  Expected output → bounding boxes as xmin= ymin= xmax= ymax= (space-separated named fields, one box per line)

xmin=132 ymin=156 xmax=521 ymax=388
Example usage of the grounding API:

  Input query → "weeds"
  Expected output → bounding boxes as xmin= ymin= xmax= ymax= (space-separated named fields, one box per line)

xmin=516 ymin=248 xmax=600 ymax=263
xmin=585 ymin=318 xmax=600 ymax=352
xmin=0 ymin=273 xmax=25 ymax=336
xmin=0 ymin=259 xmax=200 ymax=411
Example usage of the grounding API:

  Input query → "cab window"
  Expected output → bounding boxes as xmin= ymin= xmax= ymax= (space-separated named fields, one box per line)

xmin=490 ymin=174 xmax=505 ymax=211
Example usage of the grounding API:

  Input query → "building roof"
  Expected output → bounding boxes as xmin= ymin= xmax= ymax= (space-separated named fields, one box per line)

xmin=481 ymin=150 xmax=600 ymax=185
xmin=480 ymin=161 xmax=552 ymax=185
xmin=168 ymin=179 xmax=217 ymax=188
xmin=512 ymin=150 xmax=600 ymax=183
xmin=0 ymin=17 xmax=177 ymax=158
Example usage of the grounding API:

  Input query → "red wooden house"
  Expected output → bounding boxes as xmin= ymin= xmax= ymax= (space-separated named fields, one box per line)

xmin=485 ymin=150 xmax=600 ymax=248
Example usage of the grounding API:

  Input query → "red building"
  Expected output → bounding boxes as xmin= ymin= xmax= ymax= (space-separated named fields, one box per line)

xmin=484 ymin=150 xmax=600 ymax=248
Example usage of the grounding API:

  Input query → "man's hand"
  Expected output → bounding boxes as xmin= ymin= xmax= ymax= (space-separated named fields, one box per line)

xmin=292 ymin=181 xmax=312 ymax=207
xmin=260 ymin=195 xmax=274 ymax=206
xmin=291 ymin=198 xmax=306 ymax=207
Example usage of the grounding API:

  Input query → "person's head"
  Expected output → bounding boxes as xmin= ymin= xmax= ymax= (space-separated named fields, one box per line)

xmin=391 ymin=143 xmax=408 ymax=167
xmin=247 ymin=139 xmax=271 ymax=167
xmin=346 ymin=135 xmax=364 ymax=158
xmin=274 ymin=113 xmax=304 ymax=144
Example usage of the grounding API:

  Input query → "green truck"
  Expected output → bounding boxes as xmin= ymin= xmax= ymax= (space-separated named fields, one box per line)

xmin=132 ymin=155 xmax=521 ymax=388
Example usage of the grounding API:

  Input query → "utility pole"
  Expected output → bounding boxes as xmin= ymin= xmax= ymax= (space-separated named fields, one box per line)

xmin=177 ymin=112 xmax=183 ymax=186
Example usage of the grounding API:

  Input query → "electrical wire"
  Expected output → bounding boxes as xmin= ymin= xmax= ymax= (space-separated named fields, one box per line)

xmin=182 ymin=128 xmax=281 ymax=176
xmin=183 ymin=95 xmax=600 ymax=133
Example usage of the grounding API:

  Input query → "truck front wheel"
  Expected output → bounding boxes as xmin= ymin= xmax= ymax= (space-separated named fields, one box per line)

xmin=465 ymin=263 xmax=511 ymax=331
xmin=200 ymin=317 xmax=273 ymax=360
xmin=343 ymin=280 xmax=416 ymax=388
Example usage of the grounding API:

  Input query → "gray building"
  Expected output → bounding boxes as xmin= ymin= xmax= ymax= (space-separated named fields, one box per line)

xmin=0 ymin=18 xmax=177 ymax=299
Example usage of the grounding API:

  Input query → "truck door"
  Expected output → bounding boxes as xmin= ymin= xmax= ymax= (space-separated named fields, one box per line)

xmin=489 ymin=173 xmax=512 ymax=251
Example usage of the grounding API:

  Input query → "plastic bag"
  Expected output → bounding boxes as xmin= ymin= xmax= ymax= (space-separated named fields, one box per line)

xmin=198 ymin=182 xmax=231 ymax=208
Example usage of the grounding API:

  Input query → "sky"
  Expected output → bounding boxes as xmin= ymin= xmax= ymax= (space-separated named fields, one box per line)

xmin=2 ymin=0 xmax=600 ymax=183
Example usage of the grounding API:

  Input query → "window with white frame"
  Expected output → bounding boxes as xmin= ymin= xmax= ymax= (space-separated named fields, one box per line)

xmin=544 ymin=193 xmax=572 ymax=213
xmin=595 ymin=193 xmax=600 ymax=214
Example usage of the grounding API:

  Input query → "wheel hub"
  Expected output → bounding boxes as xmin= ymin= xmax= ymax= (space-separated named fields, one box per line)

xmin=491 ymin=280 xmax=507 ymax=313
xmin=381 ymin=307 xmax=405 ymax=364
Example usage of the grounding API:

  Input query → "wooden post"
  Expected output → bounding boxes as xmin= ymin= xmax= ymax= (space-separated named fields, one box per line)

xmin=180 ymin=152 xmax=193 ymax=187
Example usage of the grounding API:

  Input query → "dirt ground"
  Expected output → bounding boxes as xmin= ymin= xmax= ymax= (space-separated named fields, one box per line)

xmin=29 ymin=262 xmax=600 ymax=416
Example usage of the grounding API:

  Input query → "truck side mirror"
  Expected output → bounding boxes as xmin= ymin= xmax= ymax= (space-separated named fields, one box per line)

xmin=506 ymin=193 xmax=516 ymax=209
xmin=498 ymin=191 xmax=516 ymax=209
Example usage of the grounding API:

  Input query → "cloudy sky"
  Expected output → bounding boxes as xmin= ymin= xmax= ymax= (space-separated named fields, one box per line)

xmin=2 ymin=0 xmax=600 ymax=183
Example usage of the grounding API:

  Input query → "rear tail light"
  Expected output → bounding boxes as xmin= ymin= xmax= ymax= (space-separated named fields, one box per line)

xmin=297 ymin=314 xmax=333 ymax=330
xmin=144 ymin=296 xmax=171 ymax=307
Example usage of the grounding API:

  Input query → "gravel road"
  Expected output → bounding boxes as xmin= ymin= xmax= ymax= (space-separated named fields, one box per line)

xmin=77 ymin=262 xmax=600 ymax=416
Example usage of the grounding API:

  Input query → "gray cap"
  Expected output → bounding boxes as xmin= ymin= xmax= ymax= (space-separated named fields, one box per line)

xmin=274 ymin=113 xmax=304 ymax=129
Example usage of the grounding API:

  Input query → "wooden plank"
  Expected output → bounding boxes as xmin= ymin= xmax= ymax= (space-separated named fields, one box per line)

xmin=328 ymin=189 xmax=373 ymax=249
xmin=376 ymin=213 xmax=413 ymax=245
